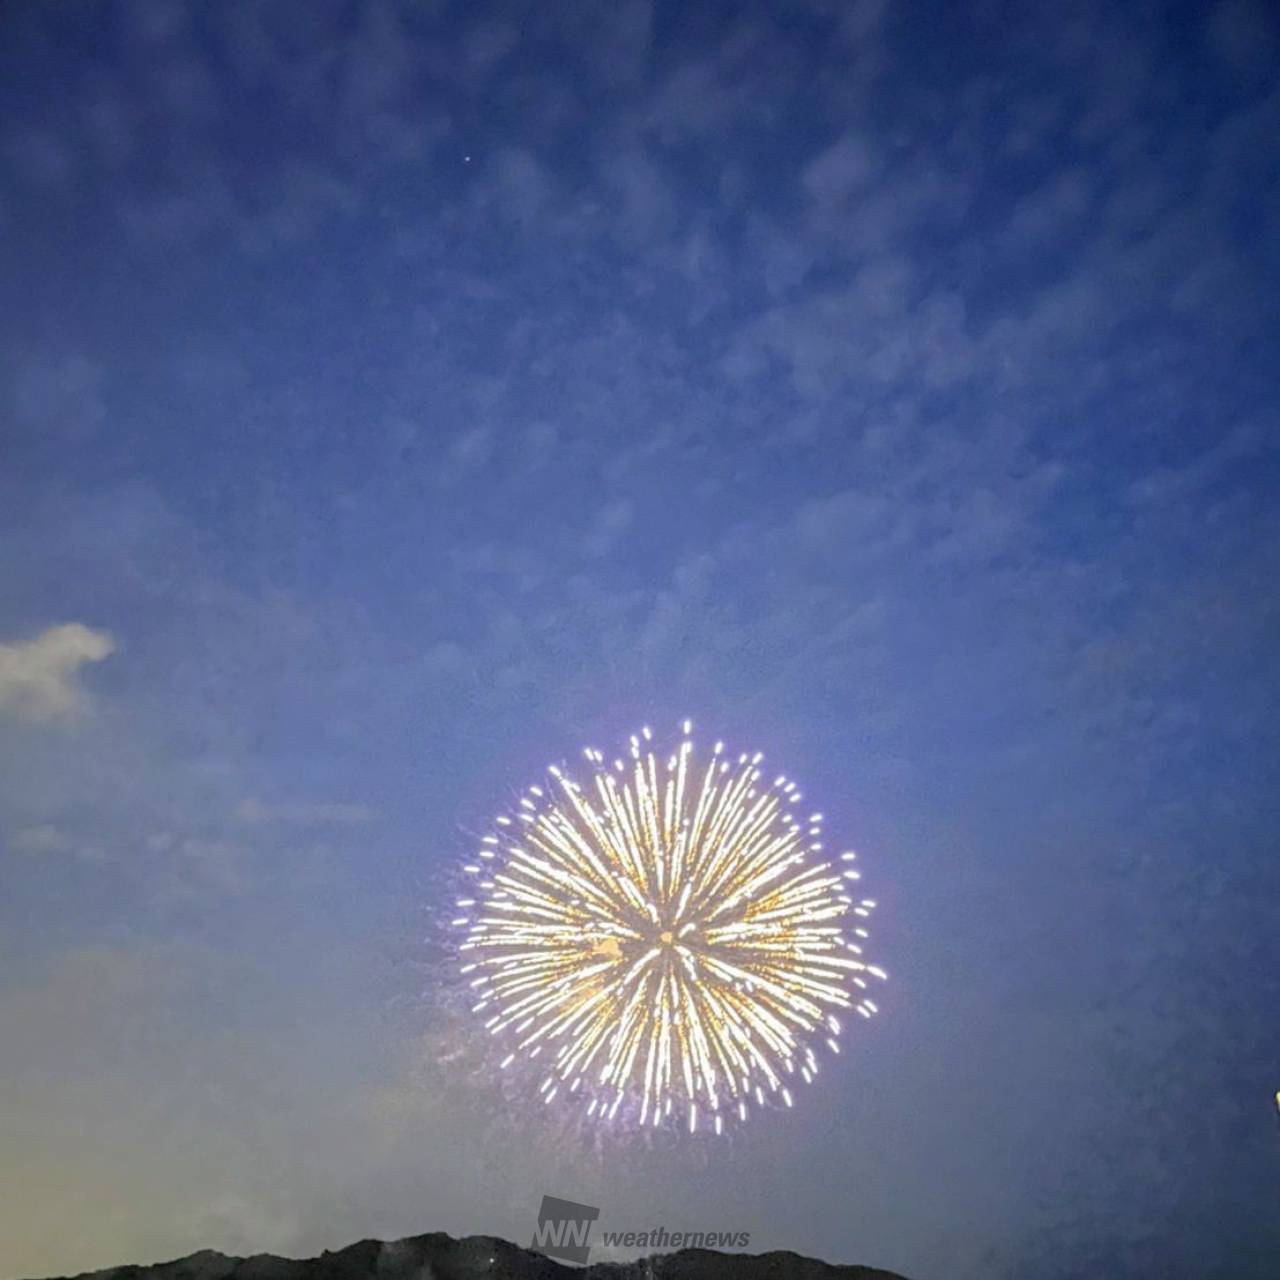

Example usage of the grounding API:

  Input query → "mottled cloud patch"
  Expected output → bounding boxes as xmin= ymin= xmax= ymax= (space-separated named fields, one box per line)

xmin=0 ymin=623 xmax=115 ymax=722
xmin=145 ymin=831 xmax=253 ymax=898
xmin=584 ymin=498 xmax=635 ymax=558
xmin=7 ymin=823 xmax=104 ymax=862
xmin=9 ymin=824 xmax=74 ymax=856
xmin=10 ymin=350 xmax=106 ymax=441
xmin=235 ymin=797 xmax=375 ymax=825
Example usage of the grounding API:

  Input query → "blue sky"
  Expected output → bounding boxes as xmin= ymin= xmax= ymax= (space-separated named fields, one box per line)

xmin=1 ymin=2 xmax=1278 ymax=1278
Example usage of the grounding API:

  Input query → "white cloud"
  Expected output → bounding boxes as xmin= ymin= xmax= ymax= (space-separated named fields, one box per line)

xmin=0 ymin=623 xmax=115 ymax=722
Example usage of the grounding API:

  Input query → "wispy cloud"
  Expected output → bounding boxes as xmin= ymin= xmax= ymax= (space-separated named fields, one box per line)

xmin=235 ymin=797 xmax=375 ymax=825
xmin=9 ymin=824 xmax=74 ymax=855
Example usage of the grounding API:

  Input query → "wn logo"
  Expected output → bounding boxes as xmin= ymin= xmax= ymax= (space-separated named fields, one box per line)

xmin=530 ymin=1194 xmax=601 ymax=1264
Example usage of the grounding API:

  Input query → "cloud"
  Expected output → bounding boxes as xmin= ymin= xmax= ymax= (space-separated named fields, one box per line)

xmin=449 ymin=424 xmax=495 ymax=472
xmin=10 ymin=350 xmax=106 ymax=441
xmin=144 ymin=831 xmax=253 ymax=897
xmin=7 ymin=823 xmax=106 ymax=862
xmin=0 ymin=5 xmax=1276 ymax=1276
xmin=0 ymin=623 xmax=115 ymax=722
xmin=583 ymin=498 xmax=635 ymax=558
xmin=234 ymin=797 xmax=375 ymax=825
xmin=10 ymin=824 xmax=74 ymax=855
xmin=1205 ymin=0 xmax=1279 ymax=86
xmin=802 ymin=132 xmax=876 ymax=204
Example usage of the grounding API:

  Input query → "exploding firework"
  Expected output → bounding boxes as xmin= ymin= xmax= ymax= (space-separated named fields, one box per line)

xmin=454 ymin=722 xmax=885 ymax=1133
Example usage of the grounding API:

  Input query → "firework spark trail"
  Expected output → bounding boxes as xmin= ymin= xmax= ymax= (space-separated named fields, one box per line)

xmin=456 ymin=722 xmax=886 ymax=1132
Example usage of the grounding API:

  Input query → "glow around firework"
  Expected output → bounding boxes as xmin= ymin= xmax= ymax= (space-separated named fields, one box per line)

xmin=455 ymin=722 xmax=885 ymax=1134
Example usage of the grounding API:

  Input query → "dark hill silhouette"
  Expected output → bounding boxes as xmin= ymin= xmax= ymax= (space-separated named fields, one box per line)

xmin=33 ymin=1233 xmax=913 ymax=1280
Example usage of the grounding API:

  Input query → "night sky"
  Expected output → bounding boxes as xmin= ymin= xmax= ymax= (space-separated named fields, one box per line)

xmin=2 ymin=3 xmax=1279 ymax=1279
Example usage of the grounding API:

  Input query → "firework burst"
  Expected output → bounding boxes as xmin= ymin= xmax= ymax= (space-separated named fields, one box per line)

xmin=454 ymin=722 xmax=885 ymax=1133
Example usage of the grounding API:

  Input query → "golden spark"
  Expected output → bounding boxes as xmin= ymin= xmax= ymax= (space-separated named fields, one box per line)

xmin=456 ymin=722 xmax=885 ymax=1132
